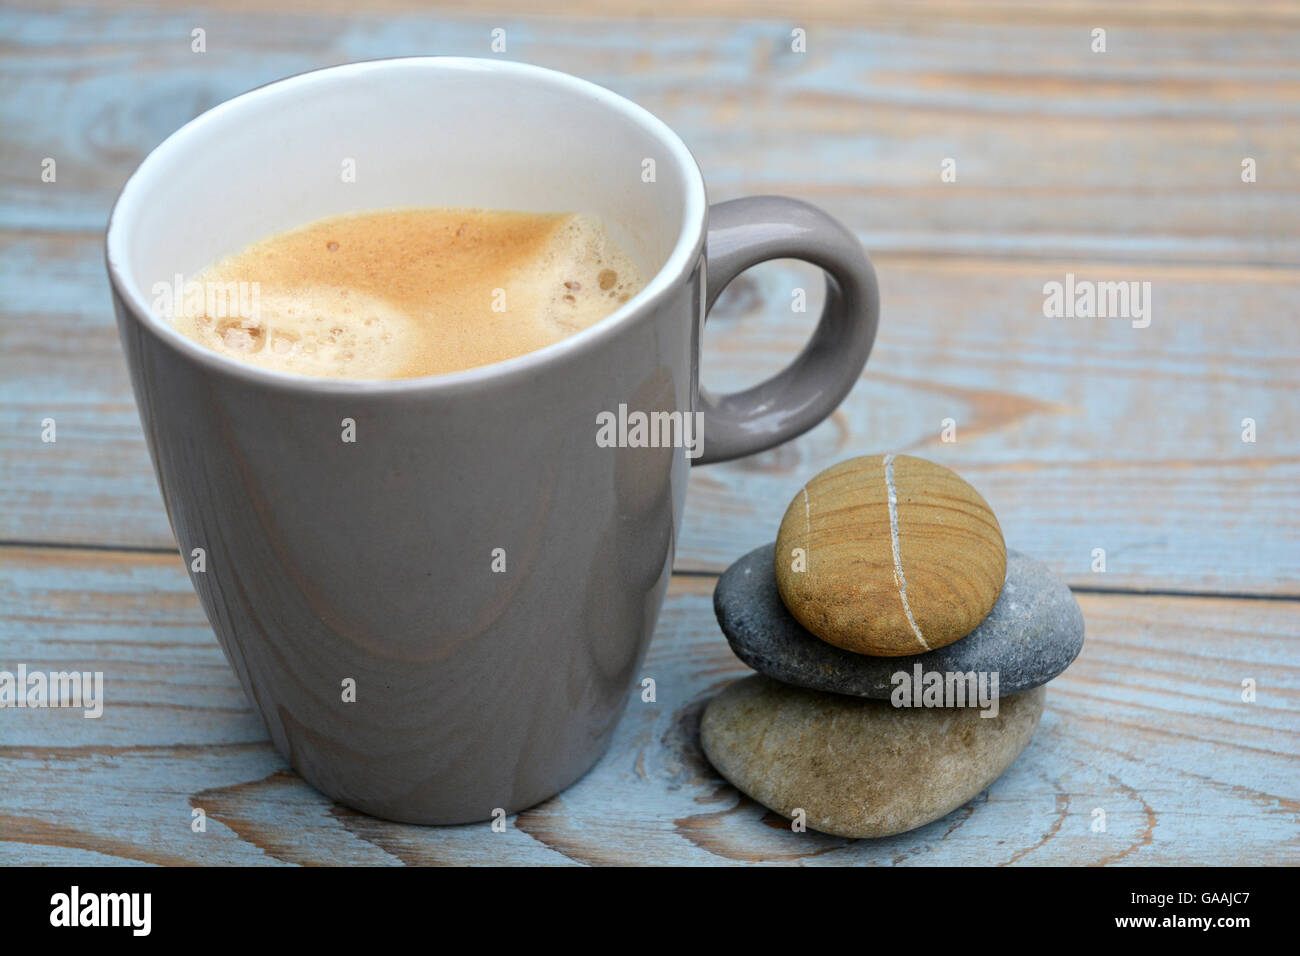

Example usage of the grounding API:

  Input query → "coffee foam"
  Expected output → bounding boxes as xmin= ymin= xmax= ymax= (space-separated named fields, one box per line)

xmin=174 ymin=207 xmax=644 ymax=379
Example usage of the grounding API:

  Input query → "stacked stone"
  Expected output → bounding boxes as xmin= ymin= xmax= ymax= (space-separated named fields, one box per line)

xmin=701 ymin=454 xmax=1084 ymax=839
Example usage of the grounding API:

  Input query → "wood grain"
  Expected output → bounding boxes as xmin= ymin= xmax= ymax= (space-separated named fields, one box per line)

xmin=1 ymin=1 xmax=1298 ymax=865
xmin=4 ymin=7 xmax=1298 ymax=260
xmin=5 ymin=235 xmax=1296 ymax=593
xmin=1 ymin=546 xmax=1295 ymax=865
xmin=2 ymin=6 xmax=1297 ymax=594
xmin=33 ymin=0 xmax=1300 ymax=27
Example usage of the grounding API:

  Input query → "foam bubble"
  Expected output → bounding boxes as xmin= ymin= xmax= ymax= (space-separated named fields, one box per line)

xmin=176 ymin=207 xmax=645 ymax=379
xmin=516 ymin=213 xmax=644 ymax=336
xmin=174 ymin=288 xmax=418 ymax=378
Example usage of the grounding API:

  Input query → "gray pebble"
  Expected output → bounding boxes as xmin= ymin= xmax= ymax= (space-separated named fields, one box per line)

xmin=714 ymin=544 xmax=1083 ymax=698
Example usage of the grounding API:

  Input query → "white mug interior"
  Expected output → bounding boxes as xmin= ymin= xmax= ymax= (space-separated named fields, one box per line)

xmin=106 ymin=57 xmax=708 ymax=385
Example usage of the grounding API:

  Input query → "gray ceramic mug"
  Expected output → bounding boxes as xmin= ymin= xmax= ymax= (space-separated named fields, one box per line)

xmin=106 ymin=58 xmax=879 ymax=823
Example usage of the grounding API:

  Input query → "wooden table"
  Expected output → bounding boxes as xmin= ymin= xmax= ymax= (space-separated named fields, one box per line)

xmin=2 ymin=0 xmax=1297 ymax=865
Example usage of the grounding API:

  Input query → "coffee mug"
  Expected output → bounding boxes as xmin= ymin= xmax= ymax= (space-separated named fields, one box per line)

xmin=106 ymin=57 xmax=879 ymax=823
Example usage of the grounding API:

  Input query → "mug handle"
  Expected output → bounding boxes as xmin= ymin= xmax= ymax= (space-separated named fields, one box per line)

xmin=694 ymin=196 xmax=879 ymax=466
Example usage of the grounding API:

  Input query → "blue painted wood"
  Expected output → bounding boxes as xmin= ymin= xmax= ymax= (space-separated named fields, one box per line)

xmin=1 ymin=1 xmax=1298 ymax=864
xmin=1 ymin=548 xmax=1296 ymax=864
xmin=2 ymin=7 xmax=1298 ymax=592
xmin=1 ymin=6 xmax=1297 ymax=258
xmin=4 ymin=231 xmax=1297 ymax=592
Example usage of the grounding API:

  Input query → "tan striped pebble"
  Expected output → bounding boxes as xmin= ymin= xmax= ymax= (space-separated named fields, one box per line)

xmin=774 ymin=454 xmax=1006 ymax=656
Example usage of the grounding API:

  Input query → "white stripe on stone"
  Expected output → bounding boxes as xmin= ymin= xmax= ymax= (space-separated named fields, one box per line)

xmin=883 ymin=454 xmax=929 ymax=651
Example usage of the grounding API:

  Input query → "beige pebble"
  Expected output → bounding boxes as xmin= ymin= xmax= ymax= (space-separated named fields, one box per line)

xmin=700 ymin=675 xmax=1045 ymax=839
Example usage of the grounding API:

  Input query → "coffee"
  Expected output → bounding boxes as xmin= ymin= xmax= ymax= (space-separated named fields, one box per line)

xmin=170 ymin=207 xmax=644 ymax=378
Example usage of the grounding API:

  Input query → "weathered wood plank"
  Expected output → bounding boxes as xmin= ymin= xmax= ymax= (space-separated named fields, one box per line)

xmin=1 ymin=0 xmax=1295 ymax=872
xmin=1 ymin=547 xmax=1295 ymax=865
xmin=4 ymin=231 xmax=1296 ymax=593
xmin=2 ymin=7 xmax=1297 ymax=262
xmin=39 ymin=0 xmax=1300 ymax=25
xmin=4 ymin=5 xmax=1298 ymax=592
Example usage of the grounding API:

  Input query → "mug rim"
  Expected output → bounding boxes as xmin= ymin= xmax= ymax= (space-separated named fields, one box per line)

xmin=104 ymin=56 xmax=709 ymax=395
